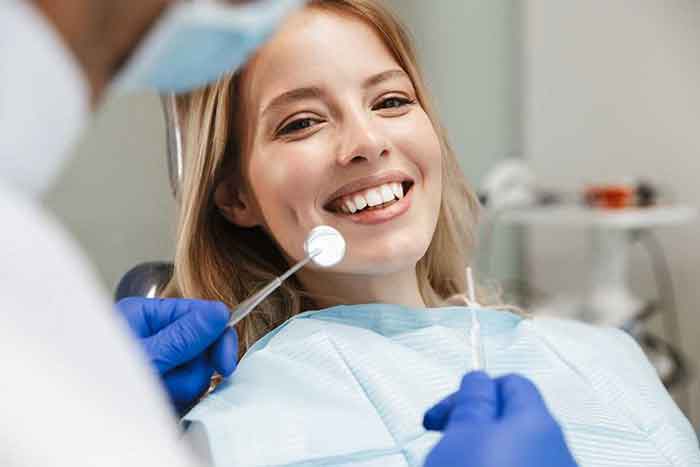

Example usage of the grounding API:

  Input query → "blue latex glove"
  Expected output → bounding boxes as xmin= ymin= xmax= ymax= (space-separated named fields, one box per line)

xmin=423 ymin=371 xmax=578 ymax=467
xmin=116 ymin=297 xmax=238 ymax=414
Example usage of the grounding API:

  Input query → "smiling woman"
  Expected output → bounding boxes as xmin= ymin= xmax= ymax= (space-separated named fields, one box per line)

xmin=164 ymin=0 xmax=481 ymax=351
xmin=164 ymin=1 xmax=700 ymax=466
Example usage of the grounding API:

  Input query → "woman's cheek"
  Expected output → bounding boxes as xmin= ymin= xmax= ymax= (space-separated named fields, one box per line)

xmin=391 ymin=108 xmax=433 ymax=141
xmin=253 ymin=148 xmax=307 ymax=195
xmin=392 ymin=115 xmax=441 ymax=173
xmin=258 ymin=146 xmax=326 ymax=224
xmin=285 ymin=154 xmax=318 ymax=183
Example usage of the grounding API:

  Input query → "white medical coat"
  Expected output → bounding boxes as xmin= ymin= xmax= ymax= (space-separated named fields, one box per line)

xmin=0 ymin=2 xmax=198 ymax=466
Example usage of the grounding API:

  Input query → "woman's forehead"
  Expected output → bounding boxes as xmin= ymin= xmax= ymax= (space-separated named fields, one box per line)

xmin=245 ymin=8 xmax=402 ymax=111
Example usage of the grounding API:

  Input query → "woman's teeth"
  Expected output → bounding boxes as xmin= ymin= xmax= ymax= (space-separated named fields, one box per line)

xmin=335 ymin=182 xmax=405 ymax=214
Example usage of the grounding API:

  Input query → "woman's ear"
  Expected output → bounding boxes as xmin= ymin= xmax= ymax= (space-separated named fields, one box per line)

xmin=214 ymin=178 xmax=261 ymax=227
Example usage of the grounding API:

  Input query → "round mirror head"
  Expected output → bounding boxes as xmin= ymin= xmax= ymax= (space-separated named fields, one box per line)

xmin=304 ymin=225 xmax=346 ymax=268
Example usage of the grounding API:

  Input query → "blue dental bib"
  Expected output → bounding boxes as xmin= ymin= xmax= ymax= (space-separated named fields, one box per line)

xmin=183 ymin=304 xmax=699 ymax=466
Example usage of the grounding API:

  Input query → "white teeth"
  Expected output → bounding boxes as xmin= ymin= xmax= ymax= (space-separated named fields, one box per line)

xmin=365 ymin=188 xmax=383 ymax=207
xmin=353 ymin=194 xmax=368 ymax=210
xmin=332 ymin=181 xmax=409 ymax=214
xmin=380 ymin=185 xmax=395 ymax=203
xmin=345 ymin=199 xmax=357 ymax=213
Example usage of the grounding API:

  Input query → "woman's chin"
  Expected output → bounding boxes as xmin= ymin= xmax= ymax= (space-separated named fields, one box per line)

xmin=339 ymin=247 xmax=428 ymax=276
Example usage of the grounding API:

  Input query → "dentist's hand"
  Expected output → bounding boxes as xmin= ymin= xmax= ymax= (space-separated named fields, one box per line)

xmin=116 ymin=297 xmax=238 ymax=414
xmin=423 ymin=372 xmax=578 ymax=467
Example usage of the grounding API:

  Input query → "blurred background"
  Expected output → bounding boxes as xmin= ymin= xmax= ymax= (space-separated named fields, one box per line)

xmin=45 ymin=0 xmax=700 ymax=426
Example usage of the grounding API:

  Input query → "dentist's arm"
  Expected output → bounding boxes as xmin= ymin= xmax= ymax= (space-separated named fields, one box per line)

xmin=423 ymin=372 xmax=579 ymax=467
xmin=116 ymin=297 xmax=238 ymax=414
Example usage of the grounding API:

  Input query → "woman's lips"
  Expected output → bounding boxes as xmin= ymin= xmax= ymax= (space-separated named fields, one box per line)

xmin=329 ymin=183 xmax=413 ymax=225
xmin=323 ymin=171 xmax=414 ymax=209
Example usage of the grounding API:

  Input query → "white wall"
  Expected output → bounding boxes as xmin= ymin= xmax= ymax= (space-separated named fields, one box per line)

xmin=45 ymin=92 xmax=175 ymax=294
xmin=522 ymin=0 xmax=700 ymax=425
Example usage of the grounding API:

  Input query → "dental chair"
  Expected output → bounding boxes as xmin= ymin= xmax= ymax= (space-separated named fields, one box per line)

xmin=115 ymin=261 xmax=173 ymax=301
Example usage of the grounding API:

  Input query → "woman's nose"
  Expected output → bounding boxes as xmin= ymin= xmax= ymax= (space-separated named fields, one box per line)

xmin=336 ymin=111 xmax=389 ymax=166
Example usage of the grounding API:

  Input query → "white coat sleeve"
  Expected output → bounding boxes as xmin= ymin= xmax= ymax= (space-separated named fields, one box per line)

xmin=0 ymin=188 xmax=202 ymax=467
xmin=0 ymin=2 xmax=202 ymax=466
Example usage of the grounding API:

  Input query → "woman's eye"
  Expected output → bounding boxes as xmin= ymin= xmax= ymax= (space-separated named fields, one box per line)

xmin=278 ymin=118 xmax=320 ymax=136
xmin=373 ymin=96 xmax=412 ymax=110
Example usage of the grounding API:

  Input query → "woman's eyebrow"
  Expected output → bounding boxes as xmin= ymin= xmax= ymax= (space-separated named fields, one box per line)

xmin=362 ymin=69 xmax=408 ymax=89
xmin=261 ymin=87 xmax=324 ymax=119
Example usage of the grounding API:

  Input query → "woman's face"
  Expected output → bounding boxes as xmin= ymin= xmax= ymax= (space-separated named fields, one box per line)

xmin=224 ymin=9 xmax=442 ymax=276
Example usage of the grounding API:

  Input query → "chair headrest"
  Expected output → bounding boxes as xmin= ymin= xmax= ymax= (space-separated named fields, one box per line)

xmin=114 ymin=261 xmax=174 ymax=302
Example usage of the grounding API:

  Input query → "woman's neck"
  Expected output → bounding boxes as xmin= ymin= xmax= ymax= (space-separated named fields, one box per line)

xmin=298 ymin=266 xmax=426 ymax=309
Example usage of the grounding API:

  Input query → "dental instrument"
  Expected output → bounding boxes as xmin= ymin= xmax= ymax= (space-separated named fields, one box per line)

xmin=465 ymin=267 xmax=483 ymax=371
xmin=227 ymin=225 xmax=346 ymax=327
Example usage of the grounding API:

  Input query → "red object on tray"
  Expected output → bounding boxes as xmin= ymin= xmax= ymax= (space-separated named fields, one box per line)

xmin=585 ymin=184 xmax=635 ymax=209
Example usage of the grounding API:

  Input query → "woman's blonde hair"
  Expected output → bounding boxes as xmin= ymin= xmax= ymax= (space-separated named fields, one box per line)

xmin=164 ymin=0 xmax=498 ymax=354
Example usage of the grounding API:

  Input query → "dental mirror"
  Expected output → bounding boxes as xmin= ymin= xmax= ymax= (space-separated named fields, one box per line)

xmin=227 ymin=225 xmax=346 ymax=327
xmin=304 ymin=225 xmax=346 ymax=268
